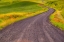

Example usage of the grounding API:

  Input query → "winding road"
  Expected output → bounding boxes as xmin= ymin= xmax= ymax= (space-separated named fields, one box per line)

xmin=0 ymin=8 xmax=64 ymax=42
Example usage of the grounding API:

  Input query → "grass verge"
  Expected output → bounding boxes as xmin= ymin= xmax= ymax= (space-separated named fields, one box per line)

xmin=50 ymin=11 xmax=64 ymax=30
xmin=44 ymin=0 xmax=64 ymax=30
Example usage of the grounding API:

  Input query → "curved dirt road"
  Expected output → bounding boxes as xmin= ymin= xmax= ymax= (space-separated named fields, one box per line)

xmin=0 ymin=8 xmax=64 ymax=42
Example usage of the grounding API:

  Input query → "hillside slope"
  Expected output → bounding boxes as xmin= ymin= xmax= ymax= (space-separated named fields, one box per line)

xmin=0 ymin=1 xmax=47 ymax=30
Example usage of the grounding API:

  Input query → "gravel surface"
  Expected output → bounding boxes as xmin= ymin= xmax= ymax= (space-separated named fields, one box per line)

xmin=0 ymin=8 xmax=64 ymax=42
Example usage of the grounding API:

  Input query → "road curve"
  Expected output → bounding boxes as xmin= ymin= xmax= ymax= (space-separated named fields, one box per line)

xmin=0 ymin=8 xmax=64 ymax=42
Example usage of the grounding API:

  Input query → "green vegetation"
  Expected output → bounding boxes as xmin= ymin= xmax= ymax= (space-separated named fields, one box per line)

xmin=0 ymin=1 xmax=47 ymax=30
xmin=1 ymin=0 xmax=64 ymax=30
xmin=50 ymin=14 xmax=64 ymax=30
xmin=45 ymin=0 xmax=64 ymax=30
xmin=0 ymin=1 xmax=43 ymax=14
xmin=61 ymin=9 xmax=64 ymax=18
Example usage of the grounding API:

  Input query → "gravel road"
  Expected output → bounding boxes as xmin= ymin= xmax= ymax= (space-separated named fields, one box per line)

xmin=0 ymin=8 xmax=64 ymax=42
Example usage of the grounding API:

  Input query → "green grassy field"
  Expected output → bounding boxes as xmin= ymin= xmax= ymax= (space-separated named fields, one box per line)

xmin=0 ymin=1 xmax=48 ymax=30
xmin=0 ymin=1 xmax=44 ymax=14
